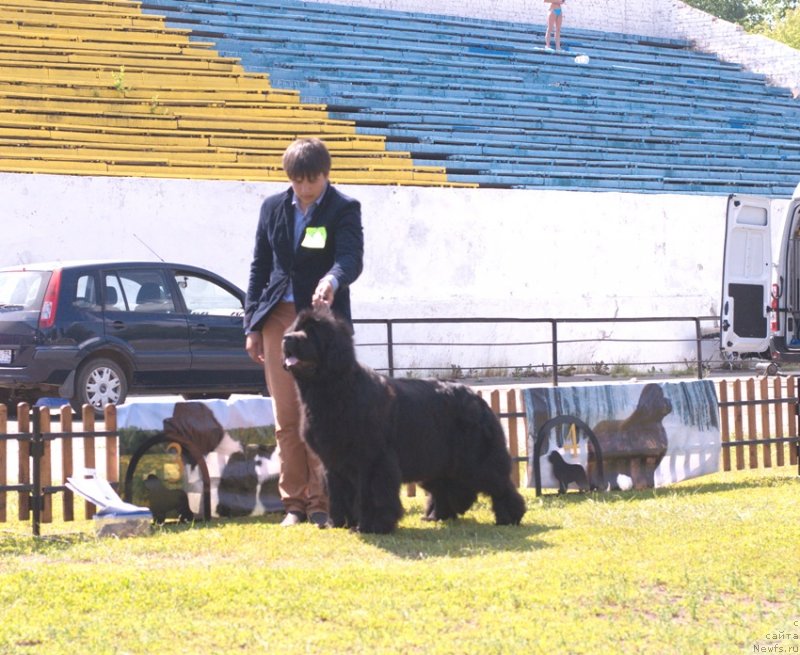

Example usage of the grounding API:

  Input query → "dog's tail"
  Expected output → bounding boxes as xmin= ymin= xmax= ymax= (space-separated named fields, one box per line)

xmin=455 ymin=386 xmax=526 ymax=525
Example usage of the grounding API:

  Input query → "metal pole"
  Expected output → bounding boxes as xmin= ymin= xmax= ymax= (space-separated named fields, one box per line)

xmin=551 ymin=320 xmax=559 ymax=387
xmin=387 ymin=321 xmax=395 ymax=378
xmin=695 ymin=318 xmax=704 ymax=380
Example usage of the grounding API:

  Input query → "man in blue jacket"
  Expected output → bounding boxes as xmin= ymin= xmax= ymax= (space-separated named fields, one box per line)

xmin=244 ymin=138 xmax=364 ymax=527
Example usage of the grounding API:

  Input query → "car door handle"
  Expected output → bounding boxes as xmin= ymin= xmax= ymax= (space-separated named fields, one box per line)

xmin=110 ymin=320 xmax=126 ymax=330
xmin=191 ymin=323 xmax=210 ymax=334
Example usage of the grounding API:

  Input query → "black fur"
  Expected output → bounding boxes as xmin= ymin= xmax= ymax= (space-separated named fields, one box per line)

xmin=282 ymin=308 xmax=527 ymax=534
xmin=547 ymin=451 xmax=589 ymax=494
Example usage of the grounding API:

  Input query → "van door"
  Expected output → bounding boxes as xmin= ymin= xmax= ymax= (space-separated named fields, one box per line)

xmin=721 ymin=195 xmax=773 ymax=354
xmin=779 ymin=198 xmax=800 ymax=348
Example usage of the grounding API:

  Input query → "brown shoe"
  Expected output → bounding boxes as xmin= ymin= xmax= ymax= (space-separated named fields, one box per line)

xmin=280 ymin=511 xmax=307 ymax=527
xmin=309 ymin=512 xmax=331 ymax=529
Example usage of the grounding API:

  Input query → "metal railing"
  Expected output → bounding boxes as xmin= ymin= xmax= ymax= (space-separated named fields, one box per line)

xmin=353 ymin=314 xmax=725 ymax=384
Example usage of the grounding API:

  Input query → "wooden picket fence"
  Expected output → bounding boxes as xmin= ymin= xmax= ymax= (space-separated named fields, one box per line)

xmin=717 ymin=376 xmax=799 ymax=471
xmin=1 ymin=377 xmax=798 ymax=534
xmin=477 ymin=377 xmax=800 ymax=485
xmin=0 ymin=403 xmax=118 ymax=535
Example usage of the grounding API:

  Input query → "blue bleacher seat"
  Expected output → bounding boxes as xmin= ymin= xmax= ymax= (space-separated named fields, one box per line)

xmin=139 ymin=0 xmax=800 ymax=196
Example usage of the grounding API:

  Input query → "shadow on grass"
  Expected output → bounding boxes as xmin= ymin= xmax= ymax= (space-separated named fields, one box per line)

xmin=356 ymin=499 xmax=558 ymax=558
xmin=530 ymin=469 xmax=800 ymax=505
xmin=357 ymin=518 xmax=556 ymax=559
xmin=153 ymin=506 xmax=557 ymax=559
xmin=20 ymin=470 xmax=793 ymax=555
xmin=148 ymin=470 xmax=800 ymax=555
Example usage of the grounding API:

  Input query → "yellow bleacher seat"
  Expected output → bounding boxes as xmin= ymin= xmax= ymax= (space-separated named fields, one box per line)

xmin=0 ymin=0 xmax=456 ymax=186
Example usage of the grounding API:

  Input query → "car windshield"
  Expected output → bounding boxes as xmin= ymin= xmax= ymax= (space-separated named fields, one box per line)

xmin=0 ymin=270 xmax=50 ymax=311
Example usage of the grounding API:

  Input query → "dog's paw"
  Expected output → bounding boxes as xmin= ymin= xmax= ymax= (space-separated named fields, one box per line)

xmin=357 ymin=517 xmax=398 ymax=534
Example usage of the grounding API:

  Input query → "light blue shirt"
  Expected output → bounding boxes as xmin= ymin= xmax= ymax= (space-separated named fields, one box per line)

xmin=282 ymin=187 xmax=338 ymax=302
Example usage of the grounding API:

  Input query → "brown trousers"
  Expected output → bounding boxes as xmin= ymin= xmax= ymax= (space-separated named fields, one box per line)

xmin=260 ymin=302 xmax=328 ymax=515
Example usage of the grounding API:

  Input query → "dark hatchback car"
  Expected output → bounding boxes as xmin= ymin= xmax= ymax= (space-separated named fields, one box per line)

xmin=0 ymin=260 xmax=265 ymax=415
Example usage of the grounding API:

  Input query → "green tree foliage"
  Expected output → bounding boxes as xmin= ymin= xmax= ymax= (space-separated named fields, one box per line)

xmin=683 ymin=0 xmax=797 ymax=28
xmin=758 ymin=0 xmax=799 ymax=21
xmin=683 ymin=0 xmax=757 ymax=25
xmin=759 ymin=7 xmax=800 ymax=47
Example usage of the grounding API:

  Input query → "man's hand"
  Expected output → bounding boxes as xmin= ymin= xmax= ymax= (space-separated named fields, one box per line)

xmin=245 ymin=331 xmax=264 ymax=364
xmin=312 ymin=278 xmax=335 ymax=309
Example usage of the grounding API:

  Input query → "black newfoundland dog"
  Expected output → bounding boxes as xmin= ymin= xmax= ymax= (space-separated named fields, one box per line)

xmin=282 ymin=308 xmax=526 ymax=534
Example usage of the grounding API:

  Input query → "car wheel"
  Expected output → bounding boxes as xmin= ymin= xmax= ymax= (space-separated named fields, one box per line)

xmin=71 ymin=358 xmax=128 ymax=417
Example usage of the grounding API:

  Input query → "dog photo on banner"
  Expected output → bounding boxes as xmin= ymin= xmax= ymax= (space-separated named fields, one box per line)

xmin=524 ymin=380 xmax=721 ymax=492
xmin=118 ymin=398 xmax=281 ymax=521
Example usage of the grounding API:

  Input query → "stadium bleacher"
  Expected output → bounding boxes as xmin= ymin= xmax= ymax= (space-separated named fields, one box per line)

xmin=3 ymin=0 xmax=800 ymax=195
xmin=0 ymin=0 xmax=456 ymax=185
xmin=138 ymin=0 xmax=800 ymax=196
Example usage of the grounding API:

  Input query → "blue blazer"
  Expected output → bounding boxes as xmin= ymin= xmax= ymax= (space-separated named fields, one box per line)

xmin=244 ymin=184 xmax=363 ymax=333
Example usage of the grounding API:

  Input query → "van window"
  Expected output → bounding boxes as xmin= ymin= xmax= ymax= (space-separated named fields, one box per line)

xmin=735 ymin=205 xmax=768 ymax=227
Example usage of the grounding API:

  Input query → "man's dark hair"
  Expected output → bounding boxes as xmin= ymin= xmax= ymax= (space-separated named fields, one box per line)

xmin=282 ymin=138 xmax=332 ymax=179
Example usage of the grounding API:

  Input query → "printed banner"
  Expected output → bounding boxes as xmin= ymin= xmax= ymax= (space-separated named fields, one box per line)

xmin=523 ymin=381 xmax=720 ymax=492
xmin=117 ymin=397 xmax=280 ymax=521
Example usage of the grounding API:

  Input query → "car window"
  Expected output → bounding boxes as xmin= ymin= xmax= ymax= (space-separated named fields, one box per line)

xmin=105 ymin=269 xmax=176 ymax=313
xmin=103 ymin=274 xmax=128 ymax=311
xmin=175 ymin=273 xmax=244 ymax=317
xmin=72 ymin=273 xmax=100 ymax=310
xmin=0 ymin=270 xmax=49 ymax=310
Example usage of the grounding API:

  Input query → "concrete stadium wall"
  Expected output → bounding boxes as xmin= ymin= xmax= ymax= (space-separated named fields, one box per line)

xmin=321 ymin=0 xmax=800 ymax=91
xmin=5 ymin=2 xmax=800 ymax=374
xmin=3 ymin=172 xmax=792 ymax=373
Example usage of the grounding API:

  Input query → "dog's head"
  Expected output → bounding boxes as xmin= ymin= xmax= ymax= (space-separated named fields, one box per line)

xmin=635 ymin=383 xmax=673 ymax=422
xmin=547 ymin=450 xmax=564 ymax=466
xmin=282 ymin=307 xmax=355 ymax=381
xmin=144 ymin=473 xmax=166 ymax=492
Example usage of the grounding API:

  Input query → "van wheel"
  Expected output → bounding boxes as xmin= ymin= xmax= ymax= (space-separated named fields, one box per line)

xmin=71 ymin=358 xmax=128 ymax=417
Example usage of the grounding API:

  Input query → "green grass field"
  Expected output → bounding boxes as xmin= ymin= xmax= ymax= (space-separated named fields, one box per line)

xmin=1 ymin=468 xmax=799 ymax=655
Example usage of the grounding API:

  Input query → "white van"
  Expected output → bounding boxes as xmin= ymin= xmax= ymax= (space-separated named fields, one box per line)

xmin=721 ymin=183 xmax=800 ymax=369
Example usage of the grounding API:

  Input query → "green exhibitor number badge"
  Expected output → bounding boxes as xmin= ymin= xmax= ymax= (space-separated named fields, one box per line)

xmin=302 ymin=226 xmax=327 ymax=249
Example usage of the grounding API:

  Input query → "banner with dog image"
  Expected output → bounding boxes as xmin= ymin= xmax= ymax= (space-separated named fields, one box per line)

xmin=524 ymin=381 xmax=720 ymax=492
xmin=117 ymin=398 xmax=279 ymax=522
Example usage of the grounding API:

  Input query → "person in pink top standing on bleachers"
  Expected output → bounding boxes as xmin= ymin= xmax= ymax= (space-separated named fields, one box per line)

xmin=545 ymin=0 xmax=565 ymax=51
